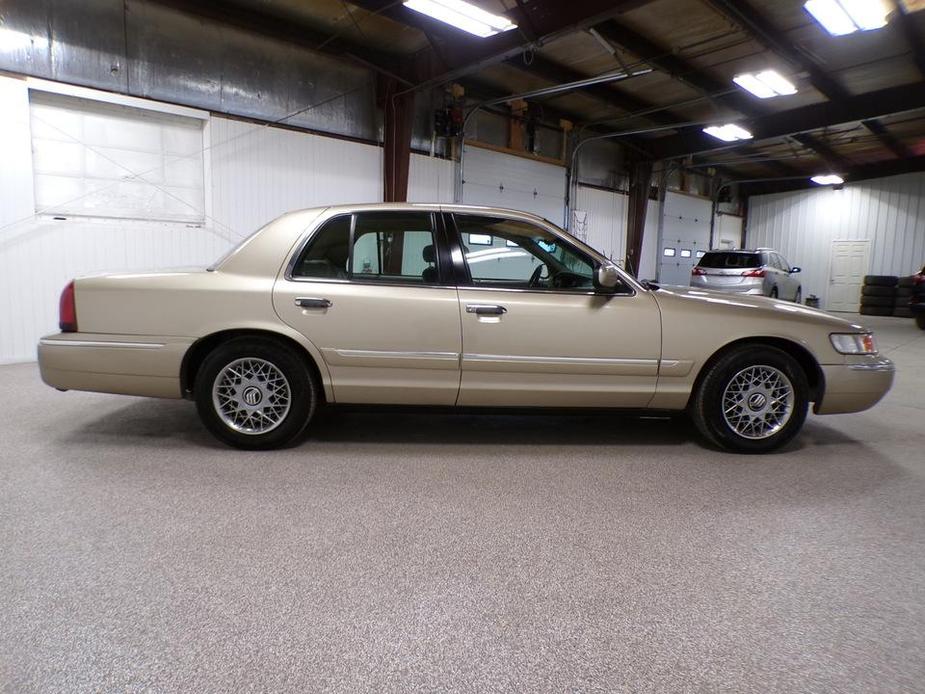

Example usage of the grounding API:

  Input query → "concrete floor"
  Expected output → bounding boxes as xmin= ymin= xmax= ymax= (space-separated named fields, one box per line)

xmin=1 ymin=315 xmax=924 ymax=693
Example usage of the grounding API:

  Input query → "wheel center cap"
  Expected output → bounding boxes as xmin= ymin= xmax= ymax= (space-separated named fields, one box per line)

xmin=748 ymin=392 xmax=767 ymax=411
xmin=242 ymin=386 xmax=263 ymax=406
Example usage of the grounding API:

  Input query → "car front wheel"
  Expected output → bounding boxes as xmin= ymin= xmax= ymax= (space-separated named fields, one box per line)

xmin=690 ymin=345 xmax=809 ymax=453
xmin=194 ymin=337 xmax=318 ymax=449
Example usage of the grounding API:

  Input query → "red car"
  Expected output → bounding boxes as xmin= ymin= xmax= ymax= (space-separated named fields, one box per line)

xmin=911 ymin=266 xmax=925 ymax=330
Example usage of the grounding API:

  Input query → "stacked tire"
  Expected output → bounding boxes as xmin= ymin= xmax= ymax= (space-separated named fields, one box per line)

xmin=860 ymin=275 xmax=897 ymax=316
xmin=894 ymin=276 xmax=915 ymax=318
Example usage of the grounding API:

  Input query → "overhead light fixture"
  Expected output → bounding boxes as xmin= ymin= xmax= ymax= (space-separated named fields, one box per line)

xmin=733 ymin=70 xmax=798 ymax=98
xmin=803 ymin=0 xmax=889 ymax=36
xmin=703 ymin=124 xmax=754 ymax=142
xmin=811 ymin=174 xmax=845 ymax=185
xmin=403 ymin=0 xmax=517 ymax=38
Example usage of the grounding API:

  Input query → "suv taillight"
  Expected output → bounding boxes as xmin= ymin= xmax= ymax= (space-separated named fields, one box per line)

xmin=59 ymin=280 xmax=77 ymax=332
xmin=914 ymin=274 xmax=925 ymax=286
xmin=692 ymin=267 xmax=706 ymax=276
xmin=742 ymin=269 xmax=766 ymax=278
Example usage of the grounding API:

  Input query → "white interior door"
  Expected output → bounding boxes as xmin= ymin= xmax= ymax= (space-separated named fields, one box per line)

xmin=828 ymin=240 xmax=870 ymax=312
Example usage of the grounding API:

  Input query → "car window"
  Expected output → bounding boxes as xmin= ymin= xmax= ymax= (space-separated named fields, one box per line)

xmin=291 ymin=215 xmax=351 ymax=279
xmin=698 ymin=252 xmax=760 ymax=269
xmin=455 ymin=214 xmax=601 ymax=291
xmin=291 ymin=212 xmax=439 ymax=284
xmin=351 ymin=212 xmax=438 ymax=283
xmin=775 ymin=254 xmax=790 ymax=271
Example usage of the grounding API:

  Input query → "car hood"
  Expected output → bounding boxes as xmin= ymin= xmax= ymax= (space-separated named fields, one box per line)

xmin=651 ymin=285 xmax=870 ymax=332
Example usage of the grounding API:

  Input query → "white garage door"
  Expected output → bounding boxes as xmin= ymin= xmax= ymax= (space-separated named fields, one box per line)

xmin=658 ymin=193 xmax=712 ymax=287
xmin=461 ymin=145 xmax=566 ymax=226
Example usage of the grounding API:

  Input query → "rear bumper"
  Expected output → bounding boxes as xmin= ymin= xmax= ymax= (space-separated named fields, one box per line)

xmin=689 ymin=278 xmax=764 ymax=295
xmin=38 ymin=333 xmax=193 ymax=399
xmin=814 ymin=356 xmax=895 ymax=415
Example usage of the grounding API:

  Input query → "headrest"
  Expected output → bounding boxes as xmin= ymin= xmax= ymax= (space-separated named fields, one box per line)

xmin=422 ymin=244 xmax=436 ymax=263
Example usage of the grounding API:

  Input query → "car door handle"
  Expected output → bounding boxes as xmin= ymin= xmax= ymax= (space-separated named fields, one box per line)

xmin=295 ymin=297 xmax=332 ymax=309
xmin=466 ymin=304 xmax=507 ymax=316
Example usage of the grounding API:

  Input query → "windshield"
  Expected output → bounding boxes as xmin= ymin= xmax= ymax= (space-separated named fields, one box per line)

xmin=698 ymin=252 xmax=761 ymax=269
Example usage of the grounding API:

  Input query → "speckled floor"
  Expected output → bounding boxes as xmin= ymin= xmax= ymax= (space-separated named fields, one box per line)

xmin=1 ymin=315 xmax=923 ymax=693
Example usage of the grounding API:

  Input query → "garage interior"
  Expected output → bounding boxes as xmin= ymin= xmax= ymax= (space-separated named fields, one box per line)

xmin=1 ymin=0 xmax=924 ymax=690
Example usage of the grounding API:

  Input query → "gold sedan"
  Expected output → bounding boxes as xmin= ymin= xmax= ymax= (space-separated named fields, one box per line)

xmin=38 ymin=204 xmax=894 ymax=453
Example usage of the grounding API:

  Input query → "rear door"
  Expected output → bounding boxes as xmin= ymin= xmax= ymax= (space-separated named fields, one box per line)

xmin=274 ymin=210 xmax=462 ymax=405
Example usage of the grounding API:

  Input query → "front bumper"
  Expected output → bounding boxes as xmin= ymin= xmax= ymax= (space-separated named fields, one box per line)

xmin=814 ymin=356 xmax=895 ymax=415
xmin=38 ymin=333 xmax=193 ymax=399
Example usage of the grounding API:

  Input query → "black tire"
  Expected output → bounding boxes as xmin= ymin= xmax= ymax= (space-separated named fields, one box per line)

xmin=898 ymin=277 xmax=915 ymax=288
xmin=861 ymin=285 xmax=896 ymax=297
xmin=917 ymin=314 xmax=925 ymax=330
xmin=769 ymin=287 xmax=778 ymax=299
xmin=895 ymin=288 xmax=913 ymax=298
xmin=863 ymin=275 xmax=898 ymax=287
xmin=689 ymin=345 xmax=809 ymax=454
xmin=860 ymin=296 xmax=894 ymax=308
xmin=194 ymin=336 xmax=318 ymax=449
xmin=794 ymin=287 xmax=802 ymax=304
xmin=859 ymin=306 xmax=894 ymax=316
xmin=893 ymin=307 xmax=914 ymax=318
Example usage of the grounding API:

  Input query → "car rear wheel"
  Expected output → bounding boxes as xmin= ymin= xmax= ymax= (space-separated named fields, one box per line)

xmin=794 ymin=287 xmax=802 ymax=304
xmin=690 ymin=345 xmax=809 ymax=453
xmin=194 ymin=337 xmax=317 ymax=449
xmin=769 ymin=287 xmax=778 ymax=299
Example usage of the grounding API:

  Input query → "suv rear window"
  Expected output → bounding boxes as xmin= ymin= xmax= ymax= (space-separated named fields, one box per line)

xmin=698 ymin=252 xmax=761 ymax=269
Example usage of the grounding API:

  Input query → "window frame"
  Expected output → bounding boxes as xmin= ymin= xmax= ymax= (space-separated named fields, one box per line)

xmin=285 ymin=210 xmax=453 ymax=288
xmin=445 ymin=212 xmax=635 ymax=297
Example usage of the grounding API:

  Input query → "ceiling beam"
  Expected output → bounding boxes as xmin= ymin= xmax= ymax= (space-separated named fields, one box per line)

xmin=740 ymin=154 xmax=925 ymax=196
xmin=891 ymin=0 xmax=925 ymax=77
xmin=650 ymin=80 xmax=925 ymax=159
xmin=348 ymin=0 xmax=655 ymax=89
xmin=702 ymin=0 xmax=913 ymax=159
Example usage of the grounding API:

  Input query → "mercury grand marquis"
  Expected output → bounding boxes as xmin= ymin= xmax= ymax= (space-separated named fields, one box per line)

xmin=38 ymin=204 xmax=895 ymax=453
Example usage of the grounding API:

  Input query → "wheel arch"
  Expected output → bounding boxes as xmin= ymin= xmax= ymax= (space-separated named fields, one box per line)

xmin=180 ymin=328 xmax=331 ymax=402
xmin=687 ymin=336 xmax=825 ymax=407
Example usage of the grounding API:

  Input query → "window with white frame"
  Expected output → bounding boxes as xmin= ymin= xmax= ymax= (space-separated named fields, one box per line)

xmin=29 ymin=91 xmax=205 ymax=223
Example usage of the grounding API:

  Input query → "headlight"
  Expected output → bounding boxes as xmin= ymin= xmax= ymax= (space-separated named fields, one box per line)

xmin=830 ymin=333 xmax=877 ymax=355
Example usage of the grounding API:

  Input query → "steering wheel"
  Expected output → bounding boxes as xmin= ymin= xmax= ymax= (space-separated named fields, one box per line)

xmin=528 ymin=264 xmax=545 ymax=288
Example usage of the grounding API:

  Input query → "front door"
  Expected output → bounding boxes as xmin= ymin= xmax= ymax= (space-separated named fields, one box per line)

xmin=274 ymin=210 xmax=461 ymax=405
xmin=449 ymin=212 xmax=662 ymax=408
xmin=829 ymin=240 xmax=870 ymax=312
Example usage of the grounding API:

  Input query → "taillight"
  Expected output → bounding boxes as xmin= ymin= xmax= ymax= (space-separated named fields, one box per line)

xmin=691 ymin=267 xmax=706 ymax=276
xmin=59 ymin=280 xmax=77 ymax=332
xmin=914 ymin=274 xmax=925 ymax=286
xmin=742 ymin=269 xmax=766 ymax=278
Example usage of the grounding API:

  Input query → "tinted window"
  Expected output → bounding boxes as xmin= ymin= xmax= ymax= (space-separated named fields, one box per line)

xmin=292 ymin=212 xmax=439 ymax=283
xmin=291 ymin=216 xmax=350 ymax=279
xmin=698 ymin=252 xmax=761 ymax=269
xmin=456 ymin=215 xmax=602 ymax=291
xmin=775 ymin=254 xmax=790 ymax=271
xmin=351 ymin=212 xmax=437 ymax=283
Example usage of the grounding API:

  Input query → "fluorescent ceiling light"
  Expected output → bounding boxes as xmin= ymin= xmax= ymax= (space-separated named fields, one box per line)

xmin=403 ymin=0 xmax=517 ymax=38
xmin=733 ymin=70 xmax=797 ymax=98
xmin=703 ymin=124 xmax=754 ymax=142
xmin=811 ymin=174 xmax=845 ymax=185
xmin=804 ymin=0 xmax=889 ymax=36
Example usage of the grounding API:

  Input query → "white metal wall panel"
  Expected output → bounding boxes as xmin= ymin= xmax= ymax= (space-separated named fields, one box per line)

xmin=573 ymin=185 xmax=628 ymax=265
xmin=715 ymin=214 xmax=743 ymax=249
xmin=461 ymin=145 xmax=566 ymax=225
xmin=407 ymin=154 xmax=455 ymax=203
xmin=747 ymin=173 xmax=925 ymax=308
xmin=209 ymin=116 xmax=383 ymax=239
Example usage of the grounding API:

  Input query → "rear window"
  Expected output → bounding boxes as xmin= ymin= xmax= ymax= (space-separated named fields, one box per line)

xmin=698 ymin=252 xmax=761 ymax=269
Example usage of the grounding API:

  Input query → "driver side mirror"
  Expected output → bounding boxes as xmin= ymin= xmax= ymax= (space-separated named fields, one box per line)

xmin=594 ymin=262 xmax=621 ymax=291
xmin=790 ymin=266 xmax=801 ymax=274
